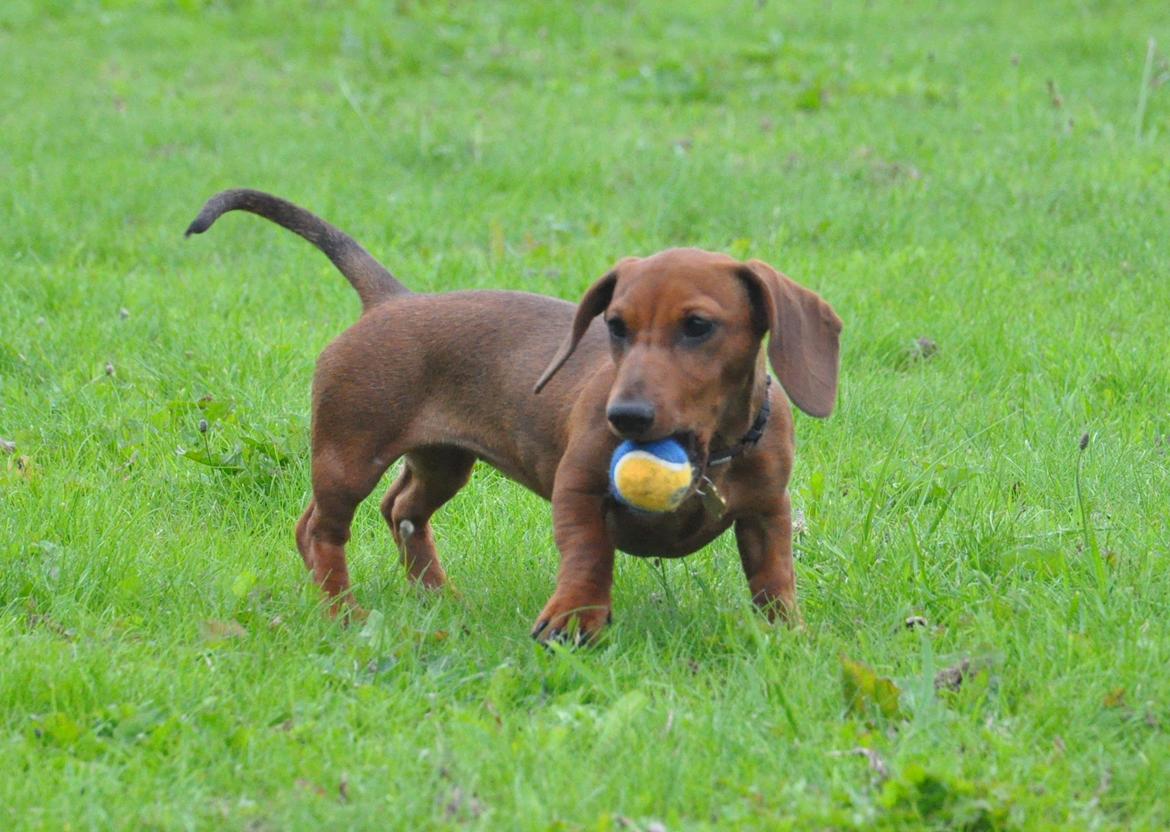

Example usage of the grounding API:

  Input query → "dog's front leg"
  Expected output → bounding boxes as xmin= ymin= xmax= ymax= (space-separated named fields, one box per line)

xmin=735 ymin=491 xmax=801 ymax=625
xmin=532 ymin=472 xmax=614 ymax=645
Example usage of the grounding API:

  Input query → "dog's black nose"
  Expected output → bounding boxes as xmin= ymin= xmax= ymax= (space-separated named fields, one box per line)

xmin=607 ymin=400 xmax=656 ymax=437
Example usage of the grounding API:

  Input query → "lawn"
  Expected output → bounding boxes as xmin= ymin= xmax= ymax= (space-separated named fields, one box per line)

xmin=2 ymin=1 xmax=1169 ymax=828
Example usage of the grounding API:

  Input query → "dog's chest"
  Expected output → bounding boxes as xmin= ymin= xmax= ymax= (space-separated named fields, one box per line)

xmin=605 ymin=496 xmax=734 ymax=558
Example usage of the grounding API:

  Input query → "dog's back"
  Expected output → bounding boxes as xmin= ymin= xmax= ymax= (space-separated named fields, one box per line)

xmin=313 ymin=290 xmax=608 ymax=496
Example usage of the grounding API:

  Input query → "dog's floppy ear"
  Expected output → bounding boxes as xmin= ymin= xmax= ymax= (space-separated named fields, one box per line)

xmin=736 ymin=259 xmax=842 ymax=418
xmin=534 ymin=269 xmax=620 ymax=394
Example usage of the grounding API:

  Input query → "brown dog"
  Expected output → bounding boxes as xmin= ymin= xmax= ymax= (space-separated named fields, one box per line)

xmin=186 ymin=190 xmax=842 ymax=642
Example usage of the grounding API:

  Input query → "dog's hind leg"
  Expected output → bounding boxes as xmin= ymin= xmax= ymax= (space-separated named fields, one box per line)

xmin=380 ymin=446 xmax=476 ymax=589
xmin=295 ymin=499 xmax=317 ymax=570
xmin=303 ymin=442 xmax=394 ymax=617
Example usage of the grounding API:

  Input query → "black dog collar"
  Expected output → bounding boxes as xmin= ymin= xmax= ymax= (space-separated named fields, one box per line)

xmin=706 ymin=376 xmax=772 ymax=467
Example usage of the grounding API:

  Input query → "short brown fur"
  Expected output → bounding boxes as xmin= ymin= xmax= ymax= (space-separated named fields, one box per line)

xmin=187 ymin=190 xmax=842 ymax=643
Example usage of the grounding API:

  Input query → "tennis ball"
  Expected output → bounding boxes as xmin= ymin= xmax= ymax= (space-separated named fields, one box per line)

xmin=609 ymin=438 xmax=696 ymax=513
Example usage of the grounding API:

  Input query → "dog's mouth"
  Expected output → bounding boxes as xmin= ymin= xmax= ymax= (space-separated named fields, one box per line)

xmin=672 ymin=431 xmax=706 ymax=469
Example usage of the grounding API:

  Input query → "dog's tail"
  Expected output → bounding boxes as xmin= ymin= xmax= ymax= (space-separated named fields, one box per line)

xmin=185 ymin=189 xmax=408 ymax=310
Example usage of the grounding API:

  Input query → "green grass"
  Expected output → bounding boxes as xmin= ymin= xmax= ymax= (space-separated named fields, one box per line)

xmin=2 ymin=1 xmax=1169 ymax=828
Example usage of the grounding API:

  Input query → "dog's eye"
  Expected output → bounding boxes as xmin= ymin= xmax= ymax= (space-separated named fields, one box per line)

xmin=681 ymin=315 xmax=715 ymax=341
xmin=607 ymin=317 xmax=628 ymax=340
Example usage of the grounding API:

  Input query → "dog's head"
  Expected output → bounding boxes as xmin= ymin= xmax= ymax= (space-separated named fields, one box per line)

xmin=535 ymin=248 xmax=842 ymax=459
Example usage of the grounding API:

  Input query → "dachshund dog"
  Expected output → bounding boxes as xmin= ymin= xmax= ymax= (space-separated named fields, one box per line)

xmin=186 ymin=190 xmax=841 ymax=642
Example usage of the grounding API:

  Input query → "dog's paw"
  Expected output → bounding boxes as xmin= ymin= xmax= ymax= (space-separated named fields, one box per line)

xmin=752 ymin=592 xmax=802 ymax=630
xmin=531 ymin=595 xmax=611 ymax=646
xmin=326 ymin=596 xmax=368 ymax=625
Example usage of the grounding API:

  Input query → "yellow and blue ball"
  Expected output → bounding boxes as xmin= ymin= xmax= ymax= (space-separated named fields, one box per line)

xmin=609 ymin=438 xmax=696 ymax=513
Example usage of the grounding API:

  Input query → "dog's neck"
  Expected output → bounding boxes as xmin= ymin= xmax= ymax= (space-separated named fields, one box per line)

xmin=710 ymin=351 xmax=770 ymax=460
